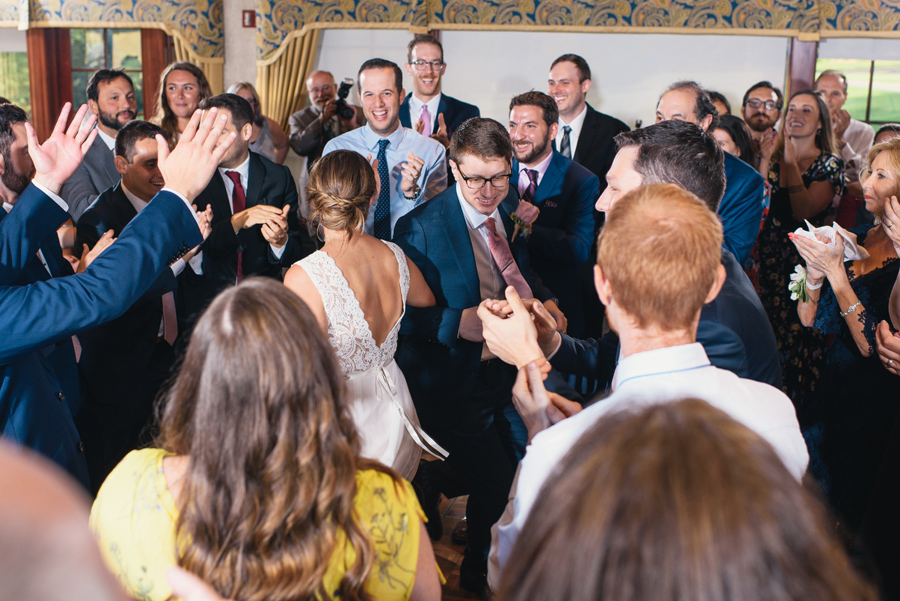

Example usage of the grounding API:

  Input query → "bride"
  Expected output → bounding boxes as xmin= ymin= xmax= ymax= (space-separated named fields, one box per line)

xmin=284 ymin=150 xmax=446 ymax=479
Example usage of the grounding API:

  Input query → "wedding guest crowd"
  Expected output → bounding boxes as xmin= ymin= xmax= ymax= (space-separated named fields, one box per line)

xmin=2 ymin=40 xmax=899 ymax=601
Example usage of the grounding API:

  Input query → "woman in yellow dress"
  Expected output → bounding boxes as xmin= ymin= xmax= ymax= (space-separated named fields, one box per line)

xmin=90 ymin=279 xmax=441 ymax=601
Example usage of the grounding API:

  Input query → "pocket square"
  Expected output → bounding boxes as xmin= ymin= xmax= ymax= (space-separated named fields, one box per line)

xmin=543 ymin=200 xmax=558 ymax=208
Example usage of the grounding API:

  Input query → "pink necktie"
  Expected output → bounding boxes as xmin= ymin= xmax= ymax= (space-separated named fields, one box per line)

xmin=483 ymin=217 xmax=533 ymax=299
xmin=421 ymin=104 xmax=432 ymax=136
xmin=161 ymin=291 xmax=178 ymax=346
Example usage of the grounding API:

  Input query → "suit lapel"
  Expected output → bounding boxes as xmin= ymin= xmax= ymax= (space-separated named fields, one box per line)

xmin=441 ymin=191 xmax=480 ymax=303
xmin=510 ymin=159 xmax=521 ymax=190
xmin=572 ymin=105 xmax=598 ymax=164
xmin=246 ymin=153 xmax=265 ymax=208
xmin=535 ymin=151 xmax=565 ymax=204
xmin=436 ymin=95 xmax=450 ymax=135
xmin=400 ymin=93 xmax=413 ymax=129
xmin=93 ymin=136 xmax=120 ymax=184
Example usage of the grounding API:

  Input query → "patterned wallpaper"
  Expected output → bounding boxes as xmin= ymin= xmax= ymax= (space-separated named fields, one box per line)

xmin=0 ymin=0 xmax=224 ymax=58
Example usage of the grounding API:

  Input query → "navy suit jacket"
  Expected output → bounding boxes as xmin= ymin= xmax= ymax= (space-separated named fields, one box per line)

xmin=512 ymin=150 xmax=599 ymax=335
xmin=179 ymin=152 xmax=310 ymax=328
xmin=720 ymin=152 xmax=766 ymax=267
xmin=400 ymin=93 xmax=480 ymax=136
xmin=393 ymin=186 xmax=553 ymax=429
xmin=551 ymin=249 xmax=782 ymax=396
xmin=0 ymin=184 xmax=201 ymax=488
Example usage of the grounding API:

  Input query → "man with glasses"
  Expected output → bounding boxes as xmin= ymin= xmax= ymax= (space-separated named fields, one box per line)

xmin=509 ymin=91 xmax=599 ymax=337
xmin=400 ymin=34 xmax=480 ymax=147
xmin=288 ymin=70 xmax=365 ymax=167
xmin=740 ymin=81 xmax=783 ymax=168
xmin=395 ymin=117 xmax=561 ymax=600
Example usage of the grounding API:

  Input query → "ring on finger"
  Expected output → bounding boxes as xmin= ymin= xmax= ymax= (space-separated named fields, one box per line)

xmin=889 ymin=359 xmax=895 ymax=367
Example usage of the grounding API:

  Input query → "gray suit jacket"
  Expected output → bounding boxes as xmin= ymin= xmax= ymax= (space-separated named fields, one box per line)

xmin=288 ymin=105 xmax=365 ymax=164
xmin=60 ymin=135 xmax=120 ymax=222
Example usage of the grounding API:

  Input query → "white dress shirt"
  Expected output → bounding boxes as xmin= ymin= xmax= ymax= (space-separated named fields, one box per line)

xmin=489 ymin=343 xmax=808 ymax=585
xmin=217 ymin=155 xmax=286 ymax=262
xmin=840 ymin=118 xmax=876 ymax=185
xmin=554 ymin=104 xmax=588 ymax=158
xmin=96 ymin=127 xmax=116 ymax=152
xmin=516 ymin=151 xmax=553 ymax=199
xmin=456 ymin=183 xmax=508 ymax=301
xmin=408 ymin=93 xmax=442 ymax=135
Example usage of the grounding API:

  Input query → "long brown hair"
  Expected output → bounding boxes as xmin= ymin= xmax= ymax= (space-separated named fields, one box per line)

xmin=158 ymin=279 xmax=379 ymax=601
xmin=151 ymin=62 xmax=212 ymax=141
xmin=500 ymin=399 xmax=877 ymax=601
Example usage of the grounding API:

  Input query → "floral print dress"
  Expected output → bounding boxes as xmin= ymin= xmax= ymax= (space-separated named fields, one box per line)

xmin=753 ymin=153 xmax=845 ymax=404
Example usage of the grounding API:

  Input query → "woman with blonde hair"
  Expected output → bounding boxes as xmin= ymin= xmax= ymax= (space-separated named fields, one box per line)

xmin=226 ymin=81 xmax=289 ymax=164
xmin=790 ymin=137 xmax=900 ymax=539
xmin=500 ymin=399 xmax=877 ymax=601
xmin=152 ymin=62 xmax=212 ymax=142
xmin=90 ymin=279 xmax=441 ymax=601
xmin=285 ymin=150 xmax=446 ymax=480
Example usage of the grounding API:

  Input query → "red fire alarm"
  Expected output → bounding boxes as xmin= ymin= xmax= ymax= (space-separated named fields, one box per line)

xmin=242 ymin=10 xmax=256 ymax=27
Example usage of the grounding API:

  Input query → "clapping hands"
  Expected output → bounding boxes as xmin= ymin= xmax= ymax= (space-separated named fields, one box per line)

xmin=788 ymin=230 xmax=845 ymax=282
xmin=27 ymin=103 xmax=98 ymax=194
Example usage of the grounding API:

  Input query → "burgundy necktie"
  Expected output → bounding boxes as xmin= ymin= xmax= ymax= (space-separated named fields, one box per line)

xmin=483 ymin=217 xmax=533 ymax=299
xmin=225 ymin=170 xmax=245 ymax=282
xmin=523 ymin=168 xmax=538 ymax=204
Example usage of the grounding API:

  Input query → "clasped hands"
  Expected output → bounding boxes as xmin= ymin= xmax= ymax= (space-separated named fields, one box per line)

xmin=231 ymin=204 xmax=291 ymax=247
xmin=788 ymin=229 xmax=846 ymax=286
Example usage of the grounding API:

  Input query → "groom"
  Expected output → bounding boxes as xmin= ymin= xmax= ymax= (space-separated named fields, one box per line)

xmin=393 ymin=117 xmax=564 ymax=597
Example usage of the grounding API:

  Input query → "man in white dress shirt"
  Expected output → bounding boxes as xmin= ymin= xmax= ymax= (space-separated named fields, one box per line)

xmin=815 ymin=70 xmax=875 ymax=199
xmin=479 ymin=183 xmax=808 ymax=586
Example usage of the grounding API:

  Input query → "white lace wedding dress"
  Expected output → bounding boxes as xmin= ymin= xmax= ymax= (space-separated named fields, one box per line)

xmin=295 ymin=241 xmax=447 ymax=480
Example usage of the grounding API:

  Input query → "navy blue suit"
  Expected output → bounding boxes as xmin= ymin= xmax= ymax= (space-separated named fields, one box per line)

xmin=720 ymin=152 xmax=766 ymax=267
xmin=551 ymin=249 xmax=782 ymax=396
xmin=512 ymin=150 xmax=599 ymax=336
xmin=393 ymin=184 xmax=551 ymax=567
xmin=0 ymin=184 xmax=201 ymax=489
xmin=400 ymin=92 xmax=480 ymax=137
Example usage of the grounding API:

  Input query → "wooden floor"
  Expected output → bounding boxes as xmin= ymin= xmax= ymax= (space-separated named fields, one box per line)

xmin=432 ymin=495 xmax=481 ymax=600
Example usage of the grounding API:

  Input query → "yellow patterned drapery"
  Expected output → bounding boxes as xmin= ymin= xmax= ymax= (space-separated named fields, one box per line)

xmin=256 ymin=29 xmax=321 ymax=129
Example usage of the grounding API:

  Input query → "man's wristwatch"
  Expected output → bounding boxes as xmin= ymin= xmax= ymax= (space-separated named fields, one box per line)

xmin=404 ymin=185 xmax=421 ymax=200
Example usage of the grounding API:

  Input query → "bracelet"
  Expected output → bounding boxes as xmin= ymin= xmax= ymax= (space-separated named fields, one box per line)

xmin=785 ymin=184 xmax=805 ymax=194
xmin=806 ymin=279 xmax=824 ymax=290
xmin=840 ymin=301 xmax=861 ymax=317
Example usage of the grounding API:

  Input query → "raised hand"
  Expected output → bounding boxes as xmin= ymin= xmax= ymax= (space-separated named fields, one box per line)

xmin=184 ymin=205 xmax=213 ymax=261
xmin=477 ymin=285 xmax=544 ymax=368
xmin=431 ymin=113 xmax=450 ymax=148
xmin=261 ymin=205 xmax=290 ymax=247
xmin=27 ymin=103 xmax=98 ymax=194
xmin=77 ymin=229 xmax=115 ymax=274
xmin=788 ymin=231 xmax=844 ymax=281
xmin=833 ymin=108 xmax=851 ymax=142
xmin=759 ymin=127 xmax=778 ymax=163
xmin=883 ymin=196 xmax=900 ymax=254
xmin=157 ymin=108 xmax=236 ymax=203
xmin=512 ymin=361 xmax=577 ymax=442
xmin=512 ymin=200 xmax=539 ymax=228
xmin=400 ymin=151 xmax=425 ymax=196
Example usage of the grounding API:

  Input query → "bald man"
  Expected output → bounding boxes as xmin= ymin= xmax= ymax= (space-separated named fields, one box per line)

xmin=288 ymin=70 xmax=366 ymax=168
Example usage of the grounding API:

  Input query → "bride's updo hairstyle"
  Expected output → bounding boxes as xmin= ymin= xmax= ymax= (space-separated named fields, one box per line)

xmin=308 ymin=150 xmax=377 ymax=239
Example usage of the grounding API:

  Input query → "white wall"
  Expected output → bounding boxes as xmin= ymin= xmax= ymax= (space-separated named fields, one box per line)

xmin=223 ymin=0 xmax=258 ymax=89
xmin=314 ymin=29 xmax=789 ymax=127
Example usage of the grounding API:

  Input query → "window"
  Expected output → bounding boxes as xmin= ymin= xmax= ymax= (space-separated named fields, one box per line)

xmin=70 ymin=29 xmax=144 ymax=117
xmin=815 ymin=58 xmax=900 ymax=125
xmin=0 ymin=51 xmax=30 ymax=114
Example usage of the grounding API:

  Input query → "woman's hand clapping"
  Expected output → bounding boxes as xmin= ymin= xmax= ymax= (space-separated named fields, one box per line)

xmin=789 ymin=231 xmax=845 ymax=283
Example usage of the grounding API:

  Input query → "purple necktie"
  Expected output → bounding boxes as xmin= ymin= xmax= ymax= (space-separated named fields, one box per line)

xmin=523 ymin=168 xmax=538 ymax=204
xmin=483 ymin=217 xmax=533 ymax=299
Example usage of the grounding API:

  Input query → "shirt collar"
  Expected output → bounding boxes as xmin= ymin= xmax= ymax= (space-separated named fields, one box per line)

xmin=519 ymin=150 xmax=554 ymax=179
xmin=560 ymin=104 xmax=588 ymax=129
xmin=219 ymin=154 xmax=251 ymax=183
xmin=120 ymin=181 xmax=150 ymax=213
xmin=612 ymin=343 xmax=712 ymax=391
xmin=2 ymin=201 xmax=13 ymax=213
xmin=456 ymin=182 xmax=500 ymax=230
xmin=97 ymin=127 xmax=116 ymax=151
xmin=362 ymin=123 xmax=406 ymax=151
xmin=409 ymin=93 xmax=442 ymax=117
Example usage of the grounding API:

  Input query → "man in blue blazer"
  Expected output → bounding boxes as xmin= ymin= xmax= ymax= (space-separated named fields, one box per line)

xmin=394 ymin=117 xmax=563 ymax=597
xmin=509 ymin=91 xmax=600 ymax=337
xmin=500 ymin=121 xmax=781 ymax=396
xmin=656 ymin=81 xmax=766 ymax=267
xmin=0 ymin=104 xmax=234 ymax=489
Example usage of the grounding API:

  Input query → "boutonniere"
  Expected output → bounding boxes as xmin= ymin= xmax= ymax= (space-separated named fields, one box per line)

xmin=510 ymin=214 xmax=531 ymax=242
